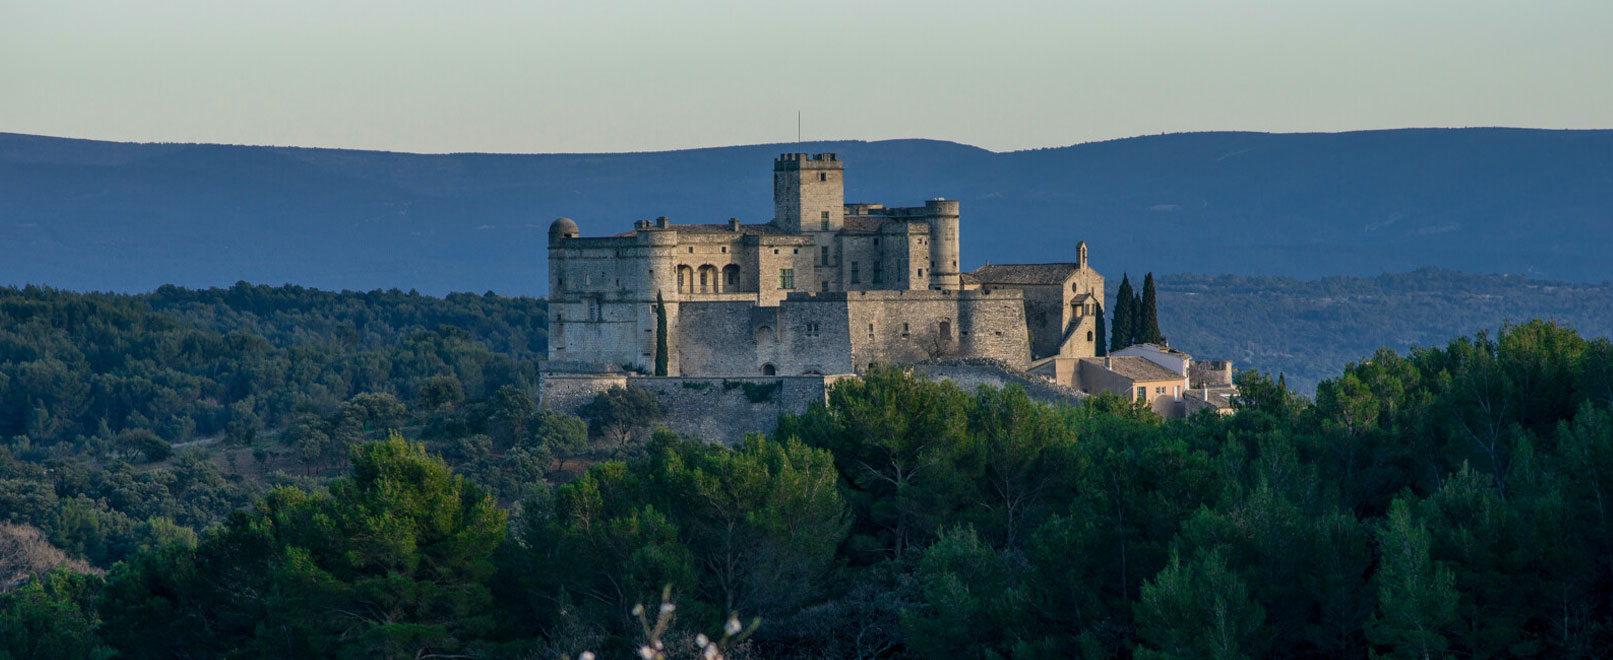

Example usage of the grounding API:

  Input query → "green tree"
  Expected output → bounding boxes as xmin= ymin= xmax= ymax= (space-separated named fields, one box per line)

xmin=1112 ymin=274 xmax=1136 ymax=352
xmin=900 ymin=525 xmax=1019 ymax=659
xmin=1366 ymin=497 xmax=1458 ymax=660
xmin=489 ymin=384 xmax=537 ymax=448
xmin=1140 ymin=272 xmax=1163 ymax=345
xmin=0 ymin=568 xmax=115 ymax=660
xmin=778 ymin=365 xmax=976 ymax=561
xmin=102 ymin=432 xmax=508 ymax=659
xmin=1134 ymin=548 xmax=1265 ymax=660
xmin=655 ymin=291 xmax=670 ymax=377
xmin=578 ymin=386 xmax=665 ymax=452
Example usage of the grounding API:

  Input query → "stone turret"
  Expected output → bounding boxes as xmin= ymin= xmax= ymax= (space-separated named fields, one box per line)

xmin=772 ymin=153 xmax=844 ymax=234
xmin=926 ymin=199 xmax=961 ymax=290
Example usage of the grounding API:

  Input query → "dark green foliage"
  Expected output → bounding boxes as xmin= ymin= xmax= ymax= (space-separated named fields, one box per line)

xmin=1140 ymin=272 xmax=1163 ymax=345
xmin=11 ymin=285 xmax=1613 ymax=659
xmin=99 ymin=434 xmax=507 ymax=659
xmin=655 ymin=291 xmax=669 ymax=377
xmin=143 ymin=281 xmax=547 ymax=357
xmin=1112 ymin=273 xmax=1136 ymax=352
xmin=0 ymin=569 xmax=115 ymax=660
xmin=577 ymin=385 xmax=665 ymax=449
xmin=500 ymin=433 xmax=847 ymax=653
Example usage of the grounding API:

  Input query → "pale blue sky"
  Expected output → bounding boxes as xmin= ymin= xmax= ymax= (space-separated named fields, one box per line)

xmin=3 ymin=0 xmax=1609 ymax=153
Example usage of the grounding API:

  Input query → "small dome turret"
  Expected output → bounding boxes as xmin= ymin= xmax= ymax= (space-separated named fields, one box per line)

xmin=549 ymin=217 xmax=579 ymax=242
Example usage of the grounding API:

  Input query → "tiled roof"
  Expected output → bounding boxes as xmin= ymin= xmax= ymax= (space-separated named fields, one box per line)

xmin=841 ymin=217 xmax=886 ymax=233
xmin=1185 ymin=386 xmax=1237 ymax=409
xmin=1081 ymin=356 xmax=1183 ymax=382
xmin=970 ymin=263 xmax=1081 ymax=285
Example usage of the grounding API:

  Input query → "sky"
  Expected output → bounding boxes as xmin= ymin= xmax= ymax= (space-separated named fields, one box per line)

xmin=3 ymin=0 xmax=1610 ymax=154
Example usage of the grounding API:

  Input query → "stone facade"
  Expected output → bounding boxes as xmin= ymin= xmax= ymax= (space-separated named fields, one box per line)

xmin=538 ymin=373 xmax=848 ymax=445
xmin=546 ymin=153 xmax=1100 ymax=377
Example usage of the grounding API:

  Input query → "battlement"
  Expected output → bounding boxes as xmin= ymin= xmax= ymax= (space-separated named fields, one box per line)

xmin=774 ymin=153 xmax=843 ymax=170
xmin=845 ymin=198 xmax=958 ymax=218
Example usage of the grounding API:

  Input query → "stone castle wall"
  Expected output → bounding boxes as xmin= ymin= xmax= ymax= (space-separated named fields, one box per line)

xmin=672 ymin=288 xmax=1029 ymax=376
xmin=538 ymin=373 xmax=846 ymax=445
xmin=911 ymin=358 xmax=1087 ymax=407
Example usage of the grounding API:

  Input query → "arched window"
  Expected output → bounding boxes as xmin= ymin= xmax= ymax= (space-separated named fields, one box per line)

xmin=939 ymin=320 xmax=952 ymax=340
xmin=723 ymin=264 xmax=740 ymax=290
xmin=697 ymin=265 xmax=718 ymax=293
xmin=677 ymin=265 xmax=695 ymax=293
xmin=755 ymin=325 xmax=776 ymax=344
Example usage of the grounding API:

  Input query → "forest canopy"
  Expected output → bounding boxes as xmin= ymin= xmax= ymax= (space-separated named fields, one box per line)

xmin=5 ymin=283 xmax=1613 ymax=658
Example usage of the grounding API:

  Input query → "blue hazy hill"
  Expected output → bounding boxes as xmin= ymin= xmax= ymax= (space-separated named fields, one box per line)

xmin=2 ymin=128 xmax=1610 ymax=295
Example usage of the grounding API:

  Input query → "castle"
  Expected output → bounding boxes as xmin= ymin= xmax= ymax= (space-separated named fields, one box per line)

xmin=545 ymin=153 xmax=1105 ymax=377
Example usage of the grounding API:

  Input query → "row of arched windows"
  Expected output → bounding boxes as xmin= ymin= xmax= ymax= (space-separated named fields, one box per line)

xmin=676 ymin=264 xmax=742 ymax=293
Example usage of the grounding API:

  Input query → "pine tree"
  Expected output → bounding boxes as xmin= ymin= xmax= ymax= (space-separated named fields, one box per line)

xmin=1112 ymin=275 xmax=1135 ymax=352
xmin=1094 ymin=302 xmax=1107 ymax=356
xmin=654 ymin=291 xmax=669 ymax=377
xmin=1140 ymin=272 xmax=1163 ymax=345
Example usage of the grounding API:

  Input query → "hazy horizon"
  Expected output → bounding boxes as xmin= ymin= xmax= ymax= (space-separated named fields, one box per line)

xmin=5 ymin=1 xmax=1611 ymax=154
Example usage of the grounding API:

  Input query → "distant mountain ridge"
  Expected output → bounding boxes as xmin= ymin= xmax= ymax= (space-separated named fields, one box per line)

xmin=2 ymin=128 xmax=1610 ymax=295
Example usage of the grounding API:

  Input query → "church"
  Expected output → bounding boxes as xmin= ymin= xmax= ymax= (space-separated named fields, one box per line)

xmin=545 ymin=153 xmax=1104 ymax=377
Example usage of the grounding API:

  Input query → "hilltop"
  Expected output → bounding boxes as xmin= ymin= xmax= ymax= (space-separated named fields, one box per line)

xmin=3 ymin=128 xmax=1611 ymax=295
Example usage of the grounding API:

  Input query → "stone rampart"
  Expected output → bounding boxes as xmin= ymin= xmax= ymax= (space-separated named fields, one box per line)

xmin=537 ymin=373 xmax=845 ymax=446
xmin=910 ymin=358 xmax=1087 ymax=407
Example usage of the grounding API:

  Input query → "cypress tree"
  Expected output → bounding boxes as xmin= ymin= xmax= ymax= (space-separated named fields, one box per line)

xmin=1112 ymin=274 xmax=1135 ymax=352
xmin=1093 ymin=302 xmax=1107 ymax=356
xmin=1140 ymin=272 xmax=1163 ymax=345
xmin=654 ymin=291 xmax=669 ymax=376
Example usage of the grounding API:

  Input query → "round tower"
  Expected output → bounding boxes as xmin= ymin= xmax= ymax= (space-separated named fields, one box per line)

xmin=547 ymin=218 xmax=579 ymax=294
xmin=925 ymin=199 xmax=961 ymax=290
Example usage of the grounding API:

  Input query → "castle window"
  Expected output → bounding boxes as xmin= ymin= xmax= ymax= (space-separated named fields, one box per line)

xmin=689 ymin=247 xmax=694 ymax=253
xmin=821 ymin=246 xmax=830 ymax=265
xmin=804 ymin=322 xmax=821 ymax=338
xmin=901 ymin=322 xmax=910 ymax=338
xmin=722 ymin=246 xmax=727 ymax=253
xmin=763 ymin=363 xmax=777 ymax=375
xmin=1087 ymin=330 xmax=1094 ymax=341
xmin=873 ymin=262 xmax=883 ymax=284
xmin=793 ymin=248 xmax=799 ymax=254
xmin=939 ymin=320 xmax=952 ymax=340
xmin=724 ymin=264 xmax=740 ymax=287
xmin=868 ymin=323 xmax=874 ymax=339
xmin=873 ymin=238 xmax=880 ymax=246
xmin=917 ymin=268 xmax=924 ymax=278
xmin=850 ymin=262 xmax=860 ymax=284
xmin=821 ymin=281 xmax=829 ymax=291
xmin=774 ymin=249 xmax=779 ymax=255
xmin=779 ymin=269 xmax=795 ymax=289
xmin=818 ymin=173 xmax=827 ymax=182
xmin=821 ymin=211 xmax=829 ymax=219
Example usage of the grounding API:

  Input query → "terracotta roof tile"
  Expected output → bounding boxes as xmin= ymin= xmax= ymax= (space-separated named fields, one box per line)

xmin=970 ymin=263 xmax=1081 ymax=285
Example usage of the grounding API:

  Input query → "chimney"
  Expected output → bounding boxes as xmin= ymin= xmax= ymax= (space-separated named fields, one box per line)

xmin=729 ymin=217 xmax=740 ymax=231
xmin=1105 ymin=356 xmax=1112 ymax=370
xmin=656 ymin=216 xmax=669 ymax=228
